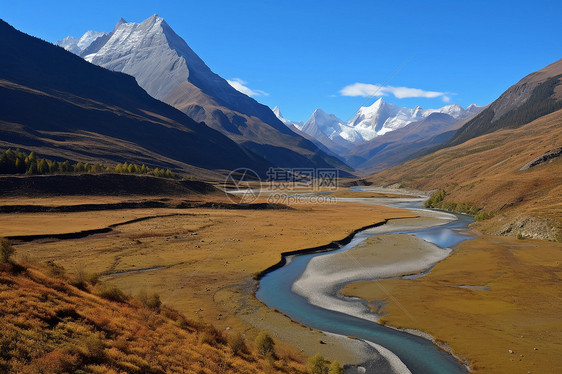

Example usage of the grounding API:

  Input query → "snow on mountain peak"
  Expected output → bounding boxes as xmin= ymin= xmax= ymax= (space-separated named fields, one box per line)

xmin=57 ymin=30 xmax=107 ymax=55
xmin=57 ymin=15 xmax=215 ymax=100
xmin=273 ymin=106 xmax=304 ymax=130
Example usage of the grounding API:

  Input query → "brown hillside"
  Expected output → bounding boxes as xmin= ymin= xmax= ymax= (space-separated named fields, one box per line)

xmin=367 ymin=109 xmax=562 ymax=240
xmin=0 ymin=262 xmax=307 ymax=373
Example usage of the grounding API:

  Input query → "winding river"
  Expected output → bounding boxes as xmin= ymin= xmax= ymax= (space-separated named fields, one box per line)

xmin=256 ymin=194 xmax=474 ymax=374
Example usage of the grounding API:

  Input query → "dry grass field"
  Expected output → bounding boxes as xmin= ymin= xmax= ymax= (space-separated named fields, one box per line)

xmin=0 ymin=261 xmax=310 ymax=373
xmin=342 ymin=236 xmax=562 ymax=373
xmin=1 ymin=194 xmax=416 ymax=366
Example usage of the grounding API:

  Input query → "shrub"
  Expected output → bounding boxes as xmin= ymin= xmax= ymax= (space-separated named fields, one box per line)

xmin=31 ymin=349 xmax=79 ymax=373
xmin=84 ymin=335 xmax=105 ymax=362
xmin=517 ymin=232 xmax=524 ymax=240
xmin=255 ymin=331 xmax=275 ymax=357
xmin=475 ymin=211 xmax=494 ymax=221
xmin=307 ymin=353 xmax=326 ymax=374
xmin=96 ymin=284 xmax=128 ymax=303
xmin=0 ymin=239 xmax=15 ymax=263
xmin=228 ymin=332 xmax=247 ymax=355
xmin=424 ymin=189 xmax=445 ymax=208
xmin=45 ymin=260 xmax=66 ymax=277
xmin=198 ymin=325 xmax=226 ymax=346
xmin=329 ymin=360 xmax=344 ymax=374
xmin=137 ymin=289 xmax=162 ymax=310
xmin=71 ymin=268 xmax=94 ymax=290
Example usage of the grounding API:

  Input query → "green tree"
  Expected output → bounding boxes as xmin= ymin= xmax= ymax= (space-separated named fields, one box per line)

xmin=0 ymin=239 xmax=15 ymax=263
xmin=26 ymin=161 xmax=38 ymax=175
xmin=37 ymin=159 xmax=49 ymax=174
xmin=14 ymin=158 xmax=23 ymax=173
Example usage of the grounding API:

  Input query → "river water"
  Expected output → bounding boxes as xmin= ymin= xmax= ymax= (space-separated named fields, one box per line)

xmin=256 ymin=195 xmax=474 ymax=374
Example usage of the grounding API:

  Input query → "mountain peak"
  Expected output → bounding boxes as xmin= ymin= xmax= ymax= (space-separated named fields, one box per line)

xmin=313 ymin=108 xmax=328 ymax=116
xmin=143 ymin=14 xmax=165 ymax=26
xmin=114 ymin=17 xmax=127 ymax=30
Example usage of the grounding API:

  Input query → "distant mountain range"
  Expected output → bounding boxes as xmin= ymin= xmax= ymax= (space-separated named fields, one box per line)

xmin=275 ymin=100 xmax=483 ymax=170
xmin=275 ymin=99 xmax=481 ymax=145
xmin=57 ymin=15 xmax=351 ymax=174
xmin=0 ymin=19 xmax=271 ymax=179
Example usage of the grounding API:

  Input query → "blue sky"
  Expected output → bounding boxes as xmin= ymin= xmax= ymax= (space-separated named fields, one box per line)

xmin=3 ymin=0 xmax=561 ymax=122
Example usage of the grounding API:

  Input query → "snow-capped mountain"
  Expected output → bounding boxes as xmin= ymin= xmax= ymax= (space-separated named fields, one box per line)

xmin=63 ymin=15 xmax=210 ymax=101
xmin=278 ymin=99 xmax=482 ymax=148
xmin=56 ymin=15 xmax=351 ymax=173
xmin=301 ymin=109 xmax=344 ymax=141
xmin=273 ymin=106 xmax=303 ymax=130
xmin=58 ymin=30 xmax=108 ymax=55
xmin=346 ymin=98 xmax=480 ymax=142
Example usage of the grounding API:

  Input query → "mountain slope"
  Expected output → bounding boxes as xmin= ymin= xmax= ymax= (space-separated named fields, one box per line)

xmin=446 ymin=59 xmax=562 ymax=147
xmin=367 ymin=108 xmax=562 ymax=241
xmin=0 ymin=19 xmax=271 ymax=178
xmin=58 ymin=15 xmax=351 ymax=173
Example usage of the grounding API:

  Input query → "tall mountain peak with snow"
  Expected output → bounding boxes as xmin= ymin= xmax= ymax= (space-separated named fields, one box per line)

xmin=345 ymin=99 xmax=481 ymax=142
xmin=56 ymin=15 xmax=350 ymax=172
xmin=301 ymin=109 xmax=344 ymax=140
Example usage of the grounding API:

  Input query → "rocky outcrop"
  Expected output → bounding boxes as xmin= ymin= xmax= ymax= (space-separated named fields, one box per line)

xmin=520 ymin=147 xmax=562 ymax=170
xmin=497 ymin=216 xmax=561 ymax=242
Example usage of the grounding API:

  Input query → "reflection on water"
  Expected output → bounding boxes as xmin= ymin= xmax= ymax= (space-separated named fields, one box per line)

xmin=257 ymin=198 xmax=472 ymax=374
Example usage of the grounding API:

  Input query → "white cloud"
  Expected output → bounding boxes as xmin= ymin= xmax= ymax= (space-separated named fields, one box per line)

xmin=340 ymin=82 xmax=451 ymax=101
xmin=227 ymin=78 xmax=269 ymax=97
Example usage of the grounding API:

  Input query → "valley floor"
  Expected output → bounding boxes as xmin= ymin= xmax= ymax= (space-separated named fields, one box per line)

xmin=0 ymin=193 xmax=415 ymax=366
xmin=2 ymin=190 xmax=561 ymax=373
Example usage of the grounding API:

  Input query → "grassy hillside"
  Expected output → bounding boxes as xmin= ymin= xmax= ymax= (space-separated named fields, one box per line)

xmin=0 ymin=260 xmax=308 ymax=373
xmin=367 ymin=109 xmax=562 ymax=241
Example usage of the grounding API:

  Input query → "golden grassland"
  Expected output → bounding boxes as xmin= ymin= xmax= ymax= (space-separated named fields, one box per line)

xmin=367 ymin=109 xmax=562 ymax=240
xmin=1 ymin=194 xmax=416 ymax=366
xmin=342 ymin=236 xmax=562 ymax=373
xmin=0 ymin=261 xmax=309 ymax=373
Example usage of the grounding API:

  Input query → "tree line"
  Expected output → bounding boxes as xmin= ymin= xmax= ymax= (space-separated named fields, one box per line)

xmin=0 ymin=149 xmax=177 ymax=179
